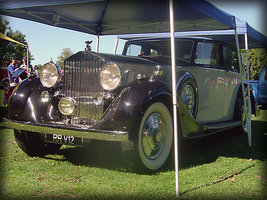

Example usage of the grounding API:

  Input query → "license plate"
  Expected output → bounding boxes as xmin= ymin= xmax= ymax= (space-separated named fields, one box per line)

xmin=45 ymin=134 xmax=83 ymax=146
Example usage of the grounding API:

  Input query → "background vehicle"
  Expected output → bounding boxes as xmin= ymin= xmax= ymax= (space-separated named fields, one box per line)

xmin=3 ymin=37 xmax=258 ymax=172
xmin=250 ymin=69 xmax=267 ymax=107
xmin=0 ymin=60 xmax=10 ymax=90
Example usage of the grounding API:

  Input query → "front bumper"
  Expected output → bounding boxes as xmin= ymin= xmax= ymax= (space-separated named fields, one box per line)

xmin=3 ymin=118 xmax=129 ymax=142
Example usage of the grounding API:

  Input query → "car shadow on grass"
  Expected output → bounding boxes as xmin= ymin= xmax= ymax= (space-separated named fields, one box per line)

xmin=51 ymin=119 xmax=266 ymax=174
xmin=177 ymin=120 xmax=267 ymax=170
xmin=55 ymin=140 xmax=128 ymax=172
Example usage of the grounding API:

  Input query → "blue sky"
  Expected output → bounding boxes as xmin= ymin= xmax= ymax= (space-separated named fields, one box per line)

xmin=1 ymin=0 xmax=266 ymax=66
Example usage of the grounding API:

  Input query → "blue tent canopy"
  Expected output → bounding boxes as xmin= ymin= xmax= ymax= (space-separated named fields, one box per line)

xmin=116 ymin=18 xmax=267 ymax=49
xmin=0 ymin=0 xmax=236 ymax=35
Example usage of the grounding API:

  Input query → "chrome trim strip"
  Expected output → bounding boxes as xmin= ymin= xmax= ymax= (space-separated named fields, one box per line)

xmin=3 ymin=118 xmax=129 ymax=142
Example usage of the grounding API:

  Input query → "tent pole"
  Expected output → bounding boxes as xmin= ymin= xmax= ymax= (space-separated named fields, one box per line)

xmin=27 ymin=45 xmax=29 ymax=78
xmin=169 ymin=0 xmax=179 ymax=197
xmin=234 ymin=24 xmax=250 ymax=146
xmin=96 ymin=34 xmax=100 ymax=53
xmin=245 ymin=33 xmax=252 ymax=146
xmin=114 ymin=37 xmax=119 ymax=55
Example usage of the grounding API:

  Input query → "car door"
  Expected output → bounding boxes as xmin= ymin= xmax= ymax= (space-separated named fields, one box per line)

xmin=222 ymin=45 xmax=241 ymax=121
xmin=259 ymin=69 xmax=267 ymax=103
xmin=193 ymin=41 xmax=225 ymax=123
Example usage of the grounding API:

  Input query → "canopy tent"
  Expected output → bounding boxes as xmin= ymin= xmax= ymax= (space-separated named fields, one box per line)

xmin=0 ymin=0 xmax=236 ymax=35
xmin=0 ymin=0 xmax=260 ymax=197
xmin=115 ymin=18 xmax=267 ymax=49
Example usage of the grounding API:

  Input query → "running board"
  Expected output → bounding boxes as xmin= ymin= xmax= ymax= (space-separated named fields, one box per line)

xmin=204 ymin=121 xmax=242 ymax=130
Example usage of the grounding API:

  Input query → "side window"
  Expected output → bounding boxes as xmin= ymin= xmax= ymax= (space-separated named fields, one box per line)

xmin=223 ymin=46 xmax=239 ymax=71
xmin=151 ymin=49 xmax=163 ymax=55
xmin=195 ymin=42 xmax=220 ymax=66
xmin=126 ymin=44 xmax=142 ymax=56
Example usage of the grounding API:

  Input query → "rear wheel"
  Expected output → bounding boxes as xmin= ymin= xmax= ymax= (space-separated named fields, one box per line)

xmin=234 ymin=90 xmax=252 ymax=134
xmin=14 ymin=130 xmax=62 ymax=157
xmin=178 ymin=75 xmax=198 ymax=118
xmin=1 ymin=79 xmax=9 ymax=90
xmin=122 ymin=102 xmax=173 ymax=172
xmin=240 ymin=95 xmax=251 ymax=134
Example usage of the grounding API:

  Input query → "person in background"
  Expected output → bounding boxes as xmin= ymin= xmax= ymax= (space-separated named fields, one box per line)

xmin=7 ymin=57 xmax=19 ymax=86
xmin=19 ymin=56 xmax=33 ymax=80
xmin=20 ymin=56 xmax=33 ymax=72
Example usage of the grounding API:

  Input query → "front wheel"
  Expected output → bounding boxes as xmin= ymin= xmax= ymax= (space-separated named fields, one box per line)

xmin=14 ymin=130 xmax=62 ymax=157
xmin=122 ymin=102 xmax=173 ymax=172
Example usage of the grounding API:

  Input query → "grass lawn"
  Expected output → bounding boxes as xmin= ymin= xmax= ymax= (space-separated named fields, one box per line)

xmin=0 ymin=91 xmax=266 ymax=199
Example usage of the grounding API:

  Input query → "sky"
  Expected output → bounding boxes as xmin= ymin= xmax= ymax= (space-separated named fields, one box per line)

xmin=1 ymin=0 xmax=266 ymax=66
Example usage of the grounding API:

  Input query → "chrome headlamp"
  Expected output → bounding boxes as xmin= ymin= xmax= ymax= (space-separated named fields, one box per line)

xmin=99 ymin=63 xmax=122 ymax=91
xmin=58 ymin=97 xmax=77 ymax=116
xmin=40 ymin=62 xmax=62 ymax=88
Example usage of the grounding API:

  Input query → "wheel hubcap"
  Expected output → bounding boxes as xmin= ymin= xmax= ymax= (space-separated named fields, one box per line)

xmin=181 ymin=84 xmax=195 ymax=115
xmin=142 ymin=113 xmax=165 ymax=160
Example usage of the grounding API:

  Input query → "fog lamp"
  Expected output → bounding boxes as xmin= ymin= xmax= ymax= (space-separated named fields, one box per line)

xmin=93 ymin=93 xmax=103 ymax=105
xmin=58 ymin=97 xmax=76 ymax=116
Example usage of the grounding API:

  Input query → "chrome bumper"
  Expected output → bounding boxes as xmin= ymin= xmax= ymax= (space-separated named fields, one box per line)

xmin=3 ymin=118 xmax=129 ymax=142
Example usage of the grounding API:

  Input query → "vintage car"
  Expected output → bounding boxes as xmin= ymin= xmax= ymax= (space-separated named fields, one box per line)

xmin=0 ymin=64 xmax=9 ymax=90
xmin=3 ymin=37 xmax=258 ymax=171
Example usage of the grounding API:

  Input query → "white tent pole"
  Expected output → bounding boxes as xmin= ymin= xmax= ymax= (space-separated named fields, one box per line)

xmin=234 ymin=23 xmax=249 ymax=145
xmin=245 ymin=33 xmax=252 ymax=146
xmin=113 ymin=37 xmax=119 ymax=55
xmin=169 ymin=0 xmax=179 ymax=197
xmin=27 ymin=44 xmax=29 ymax=78
xmin=96 ymin=34 xmax=100 ymax=53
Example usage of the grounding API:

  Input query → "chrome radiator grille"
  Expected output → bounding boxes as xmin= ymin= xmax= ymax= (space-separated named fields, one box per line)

xmin=63 ymin=60 xmax=105 ymax=126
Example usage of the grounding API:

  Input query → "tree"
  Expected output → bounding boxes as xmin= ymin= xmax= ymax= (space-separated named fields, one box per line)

xmin=56 ymin=48 xmax=73 ymax=68
xmin=242 ymin=48 xmax=267 ymax=80
xmin=0 ymin=17 xmax=33 ymax=64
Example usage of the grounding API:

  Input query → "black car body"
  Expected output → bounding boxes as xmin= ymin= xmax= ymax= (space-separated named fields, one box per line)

xmin=4 ymin=37 xmax=258 ymax=171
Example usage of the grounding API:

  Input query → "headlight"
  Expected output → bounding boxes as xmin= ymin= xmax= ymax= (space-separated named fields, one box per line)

xmin=99 ymin=63 xmax=122 ymax=91
xmin=58 ymin=97 xmax=76 ymax=116
xmin=40 ymin=62 xmax=62 ymax=88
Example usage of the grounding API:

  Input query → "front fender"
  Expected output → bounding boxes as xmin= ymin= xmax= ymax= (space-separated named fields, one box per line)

xmin=8 ymin=78 xmax=40 ymax=120
xmin=95 ymin=77 xmax=205 ymax=140
xmin=94 ymin=78 xmax=171 ymax=140
xmin=8 ymin=78 xmax=61 ymax=123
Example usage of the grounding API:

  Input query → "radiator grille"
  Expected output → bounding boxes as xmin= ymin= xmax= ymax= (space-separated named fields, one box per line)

xmin=63 ymin=60 xmax=105 ymax=126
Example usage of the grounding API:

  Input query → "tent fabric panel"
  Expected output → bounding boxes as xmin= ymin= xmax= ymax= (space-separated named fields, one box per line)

xmin=0 ymin=0 xmax=104 ymax=10
xmin=0 ymin=0 xmax=235 ymax=35
xmin=0 ymin=32 xmax=28 ymax=46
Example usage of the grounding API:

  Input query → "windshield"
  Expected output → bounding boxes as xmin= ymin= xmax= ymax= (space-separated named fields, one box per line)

xmin=123 ymin=39 xmax=193 ymax=63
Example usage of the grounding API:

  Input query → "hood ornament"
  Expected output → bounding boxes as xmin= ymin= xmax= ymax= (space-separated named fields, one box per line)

xmin=85 ymin=40 xmax=93 ymax=51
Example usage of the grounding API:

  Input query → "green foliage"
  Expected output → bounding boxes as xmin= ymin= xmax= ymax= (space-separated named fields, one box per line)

xmin=0 ymin=17 xmax=33 ymax=64
xmin=242 ymin=48 xmax=267 ymax=80
xmin=56 ymin=47 xmax=73 ymax=68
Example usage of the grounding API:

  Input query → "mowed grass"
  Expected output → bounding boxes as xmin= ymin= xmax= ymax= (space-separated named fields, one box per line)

xmin=0 ymin=103 xmax=266 ymax=199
